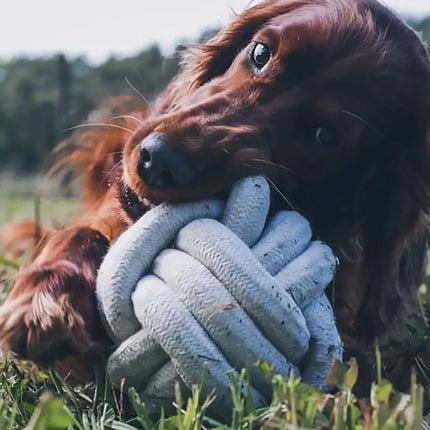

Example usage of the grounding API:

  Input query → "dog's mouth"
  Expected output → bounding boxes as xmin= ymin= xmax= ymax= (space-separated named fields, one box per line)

xmin=119 ymin=184 xmax=231 ymax=223
xmin=118 ymin=146 xmax=276 ymax=223
xmin=119 ymin=186 xmax=155 ymax=221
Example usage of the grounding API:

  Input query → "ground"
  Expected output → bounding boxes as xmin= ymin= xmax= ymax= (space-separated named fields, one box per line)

xmin=0 ymin=179 xmax=430 ymax=429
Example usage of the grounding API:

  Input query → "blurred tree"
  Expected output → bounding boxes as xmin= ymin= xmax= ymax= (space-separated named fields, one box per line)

xmin=0 ymin=20 xmax=428 ymax=174
xmin=57 ymin=54 xmax=72 ymax=132
xmin=408 ymin=16 xmax=430 ymax=47
xmin=0 ymin=43 xmax=180 ymax=173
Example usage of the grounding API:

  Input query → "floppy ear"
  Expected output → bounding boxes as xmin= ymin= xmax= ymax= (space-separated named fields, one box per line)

xmin=354 ymin=125 xmax=430 ymax=340
xmin=355 ymin=220 xmax=429 ymax=339
xmin=354 ymin=27 xmax=430 ymax=339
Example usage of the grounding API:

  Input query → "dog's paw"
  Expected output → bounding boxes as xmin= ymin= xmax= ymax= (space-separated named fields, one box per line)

xmin=0 ymin=260 xmax=99 ymax=366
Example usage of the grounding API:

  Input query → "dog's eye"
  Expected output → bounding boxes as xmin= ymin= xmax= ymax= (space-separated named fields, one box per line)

xmin=250 ymin=43 xmax=272 ymax=70
xmin=315 ymin=127 xmax=340 ymax=146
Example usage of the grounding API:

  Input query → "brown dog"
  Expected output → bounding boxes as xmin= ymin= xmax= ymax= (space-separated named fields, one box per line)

xmin=1 ymin=0 xmax=429 ymax=386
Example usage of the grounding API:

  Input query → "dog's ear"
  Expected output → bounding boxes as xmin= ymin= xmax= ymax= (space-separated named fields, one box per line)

xmin=355 ymin=220 xmax=429 ymax=340
xmin=354 ymin=124 xmax=430 ymax=340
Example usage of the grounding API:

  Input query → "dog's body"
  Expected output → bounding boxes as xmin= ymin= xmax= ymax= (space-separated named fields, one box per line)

xmin=1 ymin=0 xmax=430 ymax=387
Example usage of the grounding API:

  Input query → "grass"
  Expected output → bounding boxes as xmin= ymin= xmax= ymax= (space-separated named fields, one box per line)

xmin=0 ymin=174 xmax=80 ymax=226
xmin=0 ymin=356 xmax=426 ymax=430
xmin=0 ymin=197 xmax=80 ymax=226
xmin=1 ymin=191 xmax=430 ymax=429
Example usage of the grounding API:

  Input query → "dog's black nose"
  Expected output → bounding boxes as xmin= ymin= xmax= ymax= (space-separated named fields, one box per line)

xmin=137 ymin=132 xmax=196 ymax=189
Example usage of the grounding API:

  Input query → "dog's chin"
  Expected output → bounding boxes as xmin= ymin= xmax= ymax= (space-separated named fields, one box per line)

xmin=119 ymin=183 xmax=231 ymax=223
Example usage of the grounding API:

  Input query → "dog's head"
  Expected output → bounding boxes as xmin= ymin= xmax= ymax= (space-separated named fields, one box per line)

xmin=122 ymin=0 xmax=430 ymax=340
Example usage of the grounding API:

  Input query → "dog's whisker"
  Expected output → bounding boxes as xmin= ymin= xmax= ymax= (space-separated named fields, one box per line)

xmin=237 ymin=161 xmax=253 ymax=169
xmin=264 ymin=175 xmax=296 ymax=210
xmin=125 ymin=77 xmax=150 ymax=107
xmin=101 ymin=151 xmax=123 ymax=157
xmin=110 ymin=115 xmax=145 ymax=126
xmin=100 ymin=159 xmax=124 ymax=187
xmin=351 ymin=234 xmax=364 ymax=252
xmin=337 ymin=246 xmax=362 ymax=263
xmin=340 ymin=110 xmax=384 ymax=136
xmin=64 ymin=123 xmax=135 ymax=134
xmin=250 ymin=158 xmax=295 ymax=173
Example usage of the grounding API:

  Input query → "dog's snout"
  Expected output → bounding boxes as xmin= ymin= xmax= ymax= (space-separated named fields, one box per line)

xmin=137 ymin=132 xmax=196 ymax=189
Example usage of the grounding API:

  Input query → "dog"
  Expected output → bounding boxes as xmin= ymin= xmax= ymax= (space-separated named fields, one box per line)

xmin=0 ymin=0 xmax=429 ymax=387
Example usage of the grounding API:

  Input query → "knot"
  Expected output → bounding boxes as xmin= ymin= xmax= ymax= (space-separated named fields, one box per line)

xmin=96 ymin=176 xmax=342 ymax=415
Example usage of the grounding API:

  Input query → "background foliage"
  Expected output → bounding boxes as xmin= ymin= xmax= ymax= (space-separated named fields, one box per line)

xmin=0 ymin=28 xmax=218 ymax=174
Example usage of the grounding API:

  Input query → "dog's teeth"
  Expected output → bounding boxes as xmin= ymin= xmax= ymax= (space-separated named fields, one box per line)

xmin=141 ymin=197 xmax=156 ymax=210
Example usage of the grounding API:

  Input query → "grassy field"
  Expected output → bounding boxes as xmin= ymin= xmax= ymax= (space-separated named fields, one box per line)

xmin=1 ymin=188 xmax=430 ymax=429
xmin=0 ymin=198 xmax=80 ymax=226
xmin=0 ymin=175 xmax=80 ymax=226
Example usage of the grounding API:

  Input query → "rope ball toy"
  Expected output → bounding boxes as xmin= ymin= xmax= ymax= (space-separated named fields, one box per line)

xmin=96 ymin=176 xmax=342 ymax=414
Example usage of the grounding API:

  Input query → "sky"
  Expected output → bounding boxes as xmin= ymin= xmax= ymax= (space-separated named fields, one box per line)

xmin=1 ymin=0 xmax=429 ymax=64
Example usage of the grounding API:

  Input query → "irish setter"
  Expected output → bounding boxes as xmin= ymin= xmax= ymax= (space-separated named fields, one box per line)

xmin=1 ymin=0 xmax=430 ymax=387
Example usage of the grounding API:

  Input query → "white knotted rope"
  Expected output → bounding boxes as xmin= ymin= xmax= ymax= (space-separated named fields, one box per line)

xmin=96 ymin=176 xmax=342 ymax=414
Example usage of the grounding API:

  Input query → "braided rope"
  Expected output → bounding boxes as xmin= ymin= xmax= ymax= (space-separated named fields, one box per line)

xmin=96 ymin=176 xmax=342 ymax=414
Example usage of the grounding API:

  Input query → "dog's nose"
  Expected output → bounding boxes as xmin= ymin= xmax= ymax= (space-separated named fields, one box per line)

xmin=137 ymin=132 xmax=196 ymax=189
